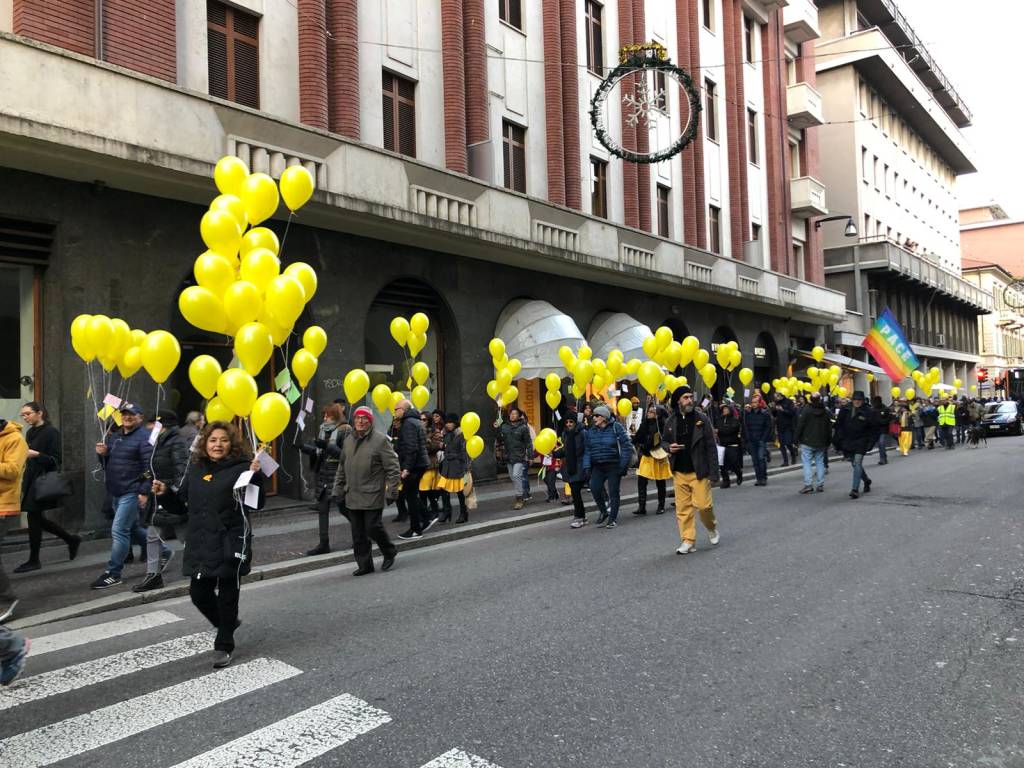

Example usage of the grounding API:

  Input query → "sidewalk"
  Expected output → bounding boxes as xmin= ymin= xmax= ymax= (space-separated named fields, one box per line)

xmin=7 ymin=457 xmax=818 ymax=628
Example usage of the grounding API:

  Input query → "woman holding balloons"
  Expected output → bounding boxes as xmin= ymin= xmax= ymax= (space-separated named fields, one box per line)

xmin=301 ymin=403 xmax=351 ymax=556
xmin=437 ymin=414 xmax=470 ymax=523
xmin=152 ymin=421 xmax=262 ymax=669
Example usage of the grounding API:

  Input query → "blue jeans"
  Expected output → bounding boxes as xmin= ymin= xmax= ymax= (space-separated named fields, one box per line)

xmin=749 ymin=440 xmax=767 ymax=482
xmin=588 ymin=462 xmax=622 ymax=522
xmin=508 ymin=462 xmax=529 ymax=499
xmin=850 ymin=453 xmax=870 ymax=492
xmin=877 ymin=434 xmax=888 ymax=462
xmin=800 ymin=444 xmax=826 ymax=487
xmin=107 ymin=492 xmax=156 ymax=578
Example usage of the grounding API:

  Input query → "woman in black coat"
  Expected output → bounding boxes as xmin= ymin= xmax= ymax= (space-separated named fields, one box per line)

xmin=554 ymin=414 xmax=588 ymax=527
xmin=153 ymin=421 xmax=261 ymax=669
xmin=715 ymin=404 xmax=744 ymax=488
xmin=300 ymin=403 xmax=350 ymax=556
xmin=437 ymin=413 xmax=469 ymax=523
xmin=15 ymin=402 xmax=80 ymax=572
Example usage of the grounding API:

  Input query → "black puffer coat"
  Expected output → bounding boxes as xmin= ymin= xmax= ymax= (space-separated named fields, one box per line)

xmin=439 ymin=429 xmax=468 ymax=480
xmin=633 ymin=406 xmax=669 ymax=457
xmin=22 ymin=423 xmax=61 ymax=513
xmin=156 ymin=456 xmax=262 ymax=579
xmin=147 ymin=426 xmax=191 ymax=525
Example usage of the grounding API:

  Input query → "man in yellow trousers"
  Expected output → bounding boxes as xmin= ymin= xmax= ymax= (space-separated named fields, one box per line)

xmin=662 ymin=386 xmax=721 ymax=555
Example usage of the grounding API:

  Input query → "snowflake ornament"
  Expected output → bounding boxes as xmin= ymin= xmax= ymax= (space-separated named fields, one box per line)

xmin=622 ymin=79 xmax=665 ymax=128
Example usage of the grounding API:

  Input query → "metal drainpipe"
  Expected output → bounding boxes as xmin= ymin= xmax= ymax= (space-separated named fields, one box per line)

xmin=95 ymin=0 xmax=104 ymax=61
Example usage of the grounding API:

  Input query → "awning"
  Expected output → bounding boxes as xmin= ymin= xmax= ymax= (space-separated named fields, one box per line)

xmin=495 ymin=299 xmax=586 ymax=379
xmin=797 ymin=350 xmax=887 ymax=378
xmin=588 ymin=312 xmax=653 ymax=361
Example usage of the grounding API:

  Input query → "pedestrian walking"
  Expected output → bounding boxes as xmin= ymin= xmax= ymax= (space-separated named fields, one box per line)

xmin=331 ymin=406 xmax=400 ymax=576
xmin=663 ymin=386 xmax=719 ymax=554
xmin=394 ymin=399 xmax=431 ymax=539
xmin=582 ymin=405 xmax=632 ymax=528
xmin=715 ymin=403 xmax=744 ymax=487
xmin=14 ymin=402 xmax=80 ymax=573
xmin=0 ymin=623 xmax=29 ymax=686
xmin=418 ymin=411 xmax=445 ymax=519
xmin=132 ymin=410 xmax=183 ymax=592
xmin=742 ymin=393 xmax=773 ymax=486
xmin=301 ymin=404 xmax=351 ymax=556
xmin=897 ymin=401 xmax=914 ymax=456
xmin=90 ymin=403 xmax=153 ymax=590
xmin=633 ymin=404 xmax=670 ymax=515
xmin=937 ymin=396 xmax=956 ymax=450
xmin=496 ymin=408 xmax=533 ymax=510
xmin=152 ymin=421 xmax=262 ymax=669
xmin=437 ymin=413 xmax=469 ymax=523
xmin=920 ymin=399 xmax=938 ymax=449
xmin=0 ymin=417 xmax=28 ymax=620
xmin=871 ymin=395 xmax=893 ymax=465
xmin=954 ymin=398 xmax=969 ymax=444
xmin=772 ymin=394 xmax=798 ymax=466
xmin=795 ymin=392 xmax=831 ymax=493
xmin=834 ymin=391 xmax=880 ymax=499
xmin=555 ymin=414 xmax=588 ymax=528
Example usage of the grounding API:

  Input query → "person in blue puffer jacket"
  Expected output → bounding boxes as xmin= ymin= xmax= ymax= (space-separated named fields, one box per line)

xmin=742 ymin=393 xmax=775 ymax=486
xmin=582 ymin=405 xmax=633 ymax=528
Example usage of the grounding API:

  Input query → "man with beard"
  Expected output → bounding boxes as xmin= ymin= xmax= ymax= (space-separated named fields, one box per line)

xmin=662 ymin=386 xmax=720 ymax=554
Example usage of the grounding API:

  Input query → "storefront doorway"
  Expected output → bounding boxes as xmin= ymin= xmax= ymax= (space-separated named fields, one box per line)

xmin=0 ymin=265 xmax=37 ymax=416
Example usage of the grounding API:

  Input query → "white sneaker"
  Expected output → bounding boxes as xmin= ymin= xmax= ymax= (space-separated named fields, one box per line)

xmin=676 ymin=542 xmax=697 ymax=555
xmin=708 ymin=529 xmax=720 ymax=546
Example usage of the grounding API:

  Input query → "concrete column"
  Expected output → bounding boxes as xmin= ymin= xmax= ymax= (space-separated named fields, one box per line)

xmin=327 ymin=0 xmax=360 ymax=139
xmin=440 ymin=0 xmax=468 ymax=173
xmin=542 ymin=0 xmax=565 ymax=204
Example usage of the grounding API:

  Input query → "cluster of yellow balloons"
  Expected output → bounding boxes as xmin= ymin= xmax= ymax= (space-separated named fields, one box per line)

xmin=389 ymin=313 xmax=430 ymax=358
xmin=911 ymin=367 xmax=944 ymax=393
xmin=485 ymin=338 xmax=523 ymax=407
xmin=461 ymin=412 xmax=484 ymax=460
xmin=543 ymin=373 xmax=563 ymax=410
xmin=191 ymin=361 xmax=289 ymax=441
xmin=557 ymin=344 xmax=638 ymax=400
xmin=70 ymin=315 xmax=181 ymax=385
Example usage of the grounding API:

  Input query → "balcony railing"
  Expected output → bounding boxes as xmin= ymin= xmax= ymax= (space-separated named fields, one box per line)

xmin=786 ymin=83 xmax=824 ymax=130
xmin=790 ymin=176 xmax=828 ymax=218
xmin=783 ymin=0 xmax=820 ymax=43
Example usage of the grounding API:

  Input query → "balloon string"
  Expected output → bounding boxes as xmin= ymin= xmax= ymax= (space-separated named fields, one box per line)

xmin=149 ymin=384 xmax=163 ymax=480
xmin=278 ymin=212 xmax=295 ymax=260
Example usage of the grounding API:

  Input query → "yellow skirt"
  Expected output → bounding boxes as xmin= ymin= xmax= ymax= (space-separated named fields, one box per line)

xmin=638 ymin=455 xmax=672 ymax=480
xmin=419 ymin=470 xmax=440 ymax=491
xmin=436 ymin=475 xmax=465 ymax=493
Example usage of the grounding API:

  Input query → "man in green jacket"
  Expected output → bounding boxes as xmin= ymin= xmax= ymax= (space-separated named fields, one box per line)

xmin=332 ymin=406 xmax=400 ymax=576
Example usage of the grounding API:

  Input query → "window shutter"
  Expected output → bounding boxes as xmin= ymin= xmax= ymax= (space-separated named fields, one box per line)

xmin=208 ymin=26 xmax=229 ymax=100
xmin=233 ymin=36 xmax=260 ymax=109
xmin=502 ymin=131 xmax=512 ymax=190
xmin=382 ymin=75 xmax=396 ymax=152
xmin=509 ymin=0 xmax=522 ymax=29
xmin=207 ymin=1 xmax=259 ymax=108
xmin=398 ymin=100 xmax=416 ymax=156
xmin=512 ymin=127 xmax=526 ymax=193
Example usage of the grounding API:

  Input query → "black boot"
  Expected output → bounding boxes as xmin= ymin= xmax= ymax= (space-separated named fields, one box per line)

xmin=655 ymin=483 xmax=666 ymax=514
xmin=437 ymin=495 xmax=452 ymax=523
xmin=634 ymin=486 xmax=648 ymax=515
xmin=456 ymin=507 xmax=468 ymax=524
xmin=720 ymin=473 xmax=730 ymax=488
xmin=306 ymin=541 xmax=330 ymax=556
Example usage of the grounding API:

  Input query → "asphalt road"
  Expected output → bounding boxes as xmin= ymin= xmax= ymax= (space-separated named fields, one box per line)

xmin=3 ymin=436 xmax=1023 ymax=768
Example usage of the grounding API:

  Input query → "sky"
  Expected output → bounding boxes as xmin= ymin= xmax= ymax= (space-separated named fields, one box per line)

xmin=892 ymin=0 xmax=1024 ymax=217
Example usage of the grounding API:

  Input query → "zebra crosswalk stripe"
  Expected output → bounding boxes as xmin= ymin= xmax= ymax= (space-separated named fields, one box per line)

xmin=0 ymin=658 xmax=301 ymax=768
xmin=30 ymin=610 xmax=183 ymax=657
xmin=0 ymin=631 xmax=213 ymax=712
xmin=418 ymin=748 xmax=505 ymax=767
xmin=167 ymin=693 xmax=392 ymax=768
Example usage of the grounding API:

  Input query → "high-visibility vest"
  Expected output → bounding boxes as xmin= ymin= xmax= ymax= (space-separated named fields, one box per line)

xmin=938 ymin=404 xmax=956 ymax=426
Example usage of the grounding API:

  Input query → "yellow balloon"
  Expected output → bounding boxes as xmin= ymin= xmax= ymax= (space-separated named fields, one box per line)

xmin=390 ymin=391 xmax=404 ymax=412
xmin=412 ymin=362 xmax=430 ymax=386
xmin=223 ymin=281 xmax=263 ymax=329
xmin=466 ymin=435 xmax=485 ymax=460
xmin=970 ymin=384 xmax=977 ymax=392
xmin=251 ymin=392 xmax=291 ymax=443
xmin=194 ymin=252 xmax=236 ymax=298
xmin=206 ymin=396 xmax=235 ymax=423
xmin=390 ymin=317 xmax=410 ymax=347
xmin=411 ymin=385 xmax=430 ymax=410
xmin=408 ymin=332 xmax=427 ymax=357
xmin=209 ymin=193 xmax=248 ymax=231
xmin=217 ymin=368 xmax=258 ymax=417
xmin=86 ymin=315 xmax=114 ymax=359
xmin=371 ymin=384 xmax=393 ymax=413
xmin=200 ymin=209 xmax=242 ymax=260
xmin=715 ymin=345 xmax=730 ymax=369
xmin=118 ymin=346 xmax=143 ymax=379
xmin=617 ymin=398 xmax=632 ymax=419
xmin=234 ymin=322 xmax=273 ymax=375
xmin=240 ymin=248 xmax=281 ymax=292
xmin=214 ymin=155 xmax=249 ymax=197
xmin=738 ymin=367 xmax=754 ymax=386
xmin=953 ymin=378 xmax=962 ymax=389
xmin=189 ymin=354 xmax=223 ymax=399
xmin=866 ymin=373 xmax=875 ymax=382
xmin=265 ymin=274 xmax=306 ymax=327
xmin=728 ymin=349 xmax=743 ymax=371
xmin=638 ymin=361 xmax=663 ymax=394
xmin=141 ymin=330 xmax=181 ymax=384
xmin=642 ymin=336 xmax=659 ymax=359
xmin=761 ymin=382 xmax=771 ymax=394
xmin=557 ymin=345 xmax=574 ymax=365
xmin=283 ymin=262 xmax=317 ymax=302
xmin=679 ymin=336 xmax=699 ymax=367
xmin=489 ymin=338 xmax=506 ymax=359
xmin=811 ymin=345 xmax=825 ymax=362
xmin=905 ymin=388 xmax=916 ymax=400
xmin=343 ymin=369 xmax=370 ymax=404
xmin=507 ymin=358 xmax=523 ymax=378
xmin=534 ymin=428 xmax=557 ymax=456
xmin=890 ymin=386 xmax=901 ymax=398
xmin=545 ymin=373 xmax=561 ymax=392
xmin=460 ymin=412 xmax=480 ymax=438
xmin=500 ymin=385 xmax=519 ymax=405
xmin=98 ymin=355 xmax=117 ymax=373
xmin=578 ymin=345 xmax=592 ymax=361
xmin=626 ymin=359 xmax=642 ymax=376
xmin=574 ymin=360 xmax=595 ymax=387
xmin=592 ymin=374 xmax=606 ymax=392
xmin=654 ymin=326 xmax=673 ymax=351
xmin=497 ymin=369 xmax=513 ymax=390
xmin=108 ymin=318 xmax=132 ymax=362
xmin=179 ymin=285 xmax=228 ymax=334
xmin=71 ymin=314 xmax=95 ymax=362
xmin=545 ymin=390 xmax=562 ymax=410
xmin=701 ymin=363 xmax=717 ymax=388
xmin=302 ymin=326 xmax=327 ymax=357
xmin=571 ymin=382 xmax=585 ymax=399
xmin=693 ymin=348 xmax=710 ymax=371
xmin=239 ymin=172 xmax=280 ymax=226
xmin=410 ymin=312 xmax=430 ymax=335
xmin=486 ymin=379 xmax=500 ymax=400
xmin=279 ymin=165 xmax=315 ymax=212
xmin=239 ymin=227 xmax=280 ymax=258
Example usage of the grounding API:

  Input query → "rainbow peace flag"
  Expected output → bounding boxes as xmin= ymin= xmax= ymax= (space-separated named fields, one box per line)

xmin=863 ymin=308 xmax=919 ymax=383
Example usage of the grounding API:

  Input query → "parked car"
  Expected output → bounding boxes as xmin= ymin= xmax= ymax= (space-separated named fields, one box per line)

xmin=982 ymin=401 xmax=1023 ymax=436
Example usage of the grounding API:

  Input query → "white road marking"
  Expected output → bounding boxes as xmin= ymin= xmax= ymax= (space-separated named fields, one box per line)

xmin=0 ymin=632 xmax=213 ymax=711
xmin=29 ymin=610 xmax=183 ymax=656
xmin=0 ymin=658 xmax=301 ymax=768
xmin=167 ymin=693 xmax=392 ymax=768
xmin=419 ymin=748 xmax=504 ymax=768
